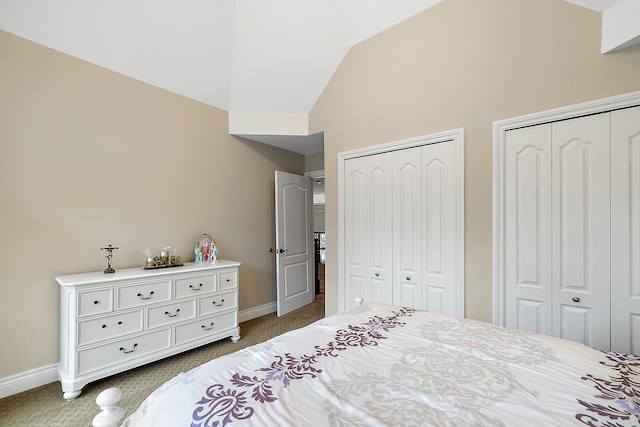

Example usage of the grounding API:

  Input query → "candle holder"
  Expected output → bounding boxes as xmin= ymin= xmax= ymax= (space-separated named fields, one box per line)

xmin=143 ymin=247 xmax=183 ymax=270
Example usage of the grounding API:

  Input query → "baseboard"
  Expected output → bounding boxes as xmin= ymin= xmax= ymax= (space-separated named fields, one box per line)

xmin=0 ymin=363 xmax=58 ymax=399
xmin=0 ymin=302 xmax=278 ymax=399
xmin=238 ymin=301 xmax=276 ymax=323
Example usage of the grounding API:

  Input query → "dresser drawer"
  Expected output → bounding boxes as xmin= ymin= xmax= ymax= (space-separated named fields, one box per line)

xmin=117 ymin=280 xmax=171 ymax=309
xmin=199 ymin=290 xmax=237 ymax=316
xmin=219 ymin=270 xmax=237 ymax=290
xmin=77 ymin=329 xmax=171 ymax=375
xmin=77 ymin=310 xmax=143 ymax=346
xmin=147 ymin=300 xmax=196 ymax=329
xmin=77 ymin=289 xmax=113 ymax=317
xmin=175 ymin=311 xmax=237 ymax=346
xmin=174 ymin=274 xmax=216 ymax=299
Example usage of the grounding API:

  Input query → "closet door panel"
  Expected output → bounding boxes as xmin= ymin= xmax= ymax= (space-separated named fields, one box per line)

xmin=392 ymin=147 xmax=423 ymax=309
xmin=366 ymin=155 xmax=393 ymax=304
xmin=552 ymin=114 xmax=611 ymax=350
xmin=344 ymin=159 xmax=367 ymax=307
xmin=611 ymin=105 xmax=640 ymax=354
xmin=504 ymin=125 xmax=553 ymax=334
xmin=344 ymin=154 xmax=393 ymax=307
xmin=422 ymin=141 xmax=457 ymax=315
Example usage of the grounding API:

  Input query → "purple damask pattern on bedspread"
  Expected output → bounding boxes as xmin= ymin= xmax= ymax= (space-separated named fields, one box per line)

xmin=190 ymin=307 xmax=416 ymax=427
xmin=576 ymin=352 xmax=640 ymax=426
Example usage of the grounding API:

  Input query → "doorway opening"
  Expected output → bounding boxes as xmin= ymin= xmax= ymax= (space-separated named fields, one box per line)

xmin=308 ymin=171 xmax=325 ymax=298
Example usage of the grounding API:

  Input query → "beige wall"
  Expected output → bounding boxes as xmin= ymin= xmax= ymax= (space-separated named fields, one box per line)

xmin=310 ymin=0 xmax=640 ymax=320
xmin=304 ymin=152 xmax=324 ymax=172
xmin=0 ymin=30 xmax=304 ymax=377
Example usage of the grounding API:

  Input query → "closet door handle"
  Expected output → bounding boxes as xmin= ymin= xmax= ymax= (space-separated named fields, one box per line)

xmin=374 ymin=272 xmax=380 ymax=277
xmin=572 ymin=297 xmax=581 ymax=303
xmin=406 ymin=276 xmax=411 ymax=281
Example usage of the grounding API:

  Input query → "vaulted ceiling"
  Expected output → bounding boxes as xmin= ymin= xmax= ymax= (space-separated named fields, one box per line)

xmin=0 ymin=0 xmax=629 ymax=154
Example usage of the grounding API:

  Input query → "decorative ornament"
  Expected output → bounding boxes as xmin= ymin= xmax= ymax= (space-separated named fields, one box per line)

xmin=100 ymin=244 xmax=119 ymax=274
xmin=195 ymin=234 xmax=216 ymax=263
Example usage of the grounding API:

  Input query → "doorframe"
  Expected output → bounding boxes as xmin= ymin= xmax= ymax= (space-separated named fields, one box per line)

xmin=337 ymin=128 xmax=465 ymax=313
xmin=492 ymin=90 xmax=640 ymax=326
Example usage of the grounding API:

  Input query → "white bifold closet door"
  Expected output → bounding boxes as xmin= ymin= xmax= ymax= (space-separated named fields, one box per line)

xmin=504 ymin=105 xmax=640 ymax=353
xmin=344 ymin=141 xmax=458 ymax=314
xmin=611 ymin=106 xmax=640 ymax=355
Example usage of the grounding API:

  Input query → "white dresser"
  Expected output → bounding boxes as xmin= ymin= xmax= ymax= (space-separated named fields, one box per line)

xmin=56 ymin=260 xmax=240 ymax=400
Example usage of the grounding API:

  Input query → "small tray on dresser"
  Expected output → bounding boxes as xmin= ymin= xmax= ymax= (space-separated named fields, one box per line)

xmin=144 ymin=263 xmax=184 ymax=270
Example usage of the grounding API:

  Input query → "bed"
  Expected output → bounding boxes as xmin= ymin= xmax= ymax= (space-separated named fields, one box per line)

xmin=97 ymin=303 xmax=640 ymax=426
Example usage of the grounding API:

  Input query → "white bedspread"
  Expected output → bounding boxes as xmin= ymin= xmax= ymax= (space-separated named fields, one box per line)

xmin=122 ymin=303 xmax=640 ymax=426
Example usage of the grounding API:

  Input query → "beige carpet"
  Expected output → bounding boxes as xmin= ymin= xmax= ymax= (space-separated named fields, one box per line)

xmin=0 ymin=295 xmax=325 ymax=427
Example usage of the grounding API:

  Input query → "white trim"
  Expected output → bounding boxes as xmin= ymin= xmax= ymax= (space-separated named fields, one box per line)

xmin=0 ymin=363 xmax=58 ymax=399
xmin=238 ymin=301 xmax=277 ymax=323
xmin=492 ymin=90 xmax=640 ymax=326
xmin=337 ymin=129 xmax=465 ymax=315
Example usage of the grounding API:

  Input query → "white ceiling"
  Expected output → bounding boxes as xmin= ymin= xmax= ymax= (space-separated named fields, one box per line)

xmin=0 ymin=0 xmax=621 ymax=154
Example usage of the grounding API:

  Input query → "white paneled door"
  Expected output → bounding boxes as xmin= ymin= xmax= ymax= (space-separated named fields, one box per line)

xmin=275 ymin=171 xmax=314 ymax=316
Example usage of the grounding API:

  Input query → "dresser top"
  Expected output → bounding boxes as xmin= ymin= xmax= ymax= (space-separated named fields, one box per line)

xmin=55 ymin=260 xmax=241 ymax=286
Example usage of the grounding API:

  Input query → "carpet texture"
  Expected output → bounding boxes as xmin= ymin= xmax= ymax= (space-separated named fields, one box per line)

xmin=0 ymin=295 xmax=324 ymax=427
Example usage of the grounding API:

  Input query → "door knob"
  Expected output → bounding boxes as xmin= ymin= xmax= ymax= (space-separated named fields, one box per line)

xmin=278 ymin=249 xmax=288 ymax=254
xmin=572 ymin=296 xmax=581 ymax=303
xmin=406 ymin=276 xmax=411 ymax=281
xmin=374 ymin=272 xmax=380 ymax=277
